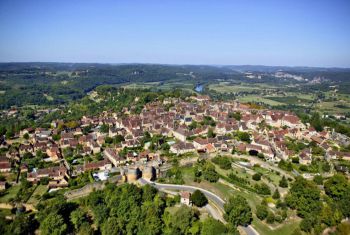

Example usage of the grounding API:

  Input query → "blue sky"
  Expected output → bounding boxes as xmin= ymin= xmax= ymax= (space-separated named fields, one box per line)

xmin=0 ymin=0 xmax=349 ymax=67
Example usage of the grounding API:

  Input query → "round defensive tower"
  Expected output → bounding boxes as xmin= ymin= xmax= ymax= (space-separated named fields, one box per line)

xmin=143 ymin=166 xmax=155 ymax=181
xmin=126 ymin=167 xmax=139 ymax=182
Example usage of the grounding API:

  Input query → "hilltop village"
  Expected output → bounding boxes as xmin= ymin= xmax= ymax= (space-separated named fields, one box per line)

xmin=1 ymin=94 xmax=349 ymax=190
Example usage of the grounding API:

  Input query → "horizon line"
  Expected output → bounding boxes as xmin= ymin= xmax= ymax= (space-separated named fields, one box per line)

xmin=0 ymin=61 xmax=349 ymax=70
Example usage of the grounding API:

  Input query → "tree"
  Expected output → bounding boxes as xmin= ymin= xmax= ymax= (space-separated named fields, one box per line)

xmin=0 ymin=126 xmax=6 ymax=136
xmin=224 ymin=195 xmax=252 ymax=227
xmin=190 ymin=190 xmax=208 ymax=207
xmin=278 ymin=160 xmax=293 ymax=171
xmin=7 ymin=214 xmax=37 ymax=235
xmin=40 ymin=213 xmax=67 ymax=235
xmin=77 ymin=222 xmax=93 ymax=235
xmin=23 ymin=133 xmax=29 ymax=140
xmin=252 ymin=173 xmax=262 ymax=181
xmin=285 ymin=177 xmax=321 ymax=218
xmin=101 ymin=217 xmax=121 ymax=235
xmin=139 ymin=201 xmax=163 ymax=235
xmin=160 ymin=142 xmax=170 ymax=151
xmin=168 ymin=205 xmax=197 ymax=234
xmin=0 ymin=215 xmax=6 ymax=234
xmin=105 ymin=137 xmax=113 ymax=144
xmin=201 ymin=218 xmax=227 ymax=235
xmin=266 ymin=212 xmax=275 ymax=224
xmin=142 ymin=184 xmax=158 ymax=202
xmin=322 ymin=161 xmax=331 ymax=172
xmin=229 ymin=112 xmax=241 ymax=121
xmin=324 ymin=174 xmax=350 ymax=200
xmin=299 ymin=216 xmax=313 ymax=233
xmin=256 ymin=205 xmax=268 ymax=220
xmin=203 ymin=164 xmax=219 ymax=182
xmin=40 ymin=177 xmax=49 ymax=185
xmin=114 ymin=135 xmax=125 ymax=144
xmin=65 ymin=121 xmax=79 ymax=129
xmin=207 ymin=128 xmax=216 ymax=138
xmin=338 ymin=187 xmax=350 ymax=218
xmin=212 ymin=156 xmax=231 ymax=170
xmin=272 ymin=189 xmax=281 ymax=199
xmin=236 ymin=131 xmax=251 ymax=143
xmin=320 ymin=203 xmax=342 ymax=227
xmin=279 ymin=176 xmax=288 ymax=188
xmin=5 ymin=129 xmax=14 ymax=139
xmin=188 ymin=121 xmax=198 ymax=130
xmin=254 ymin=183 xmax=271 ymax=195
xmin=310 ymin=112 xmax=323 ymax=132
xmin=70 ymin=208 xmax=87 ymax=230
xmin=52 ymin=134 xmax=61 ymax=141
xmin=100 ymin=124 xmax=109 ymax=133
xmin=335 ymin=222 xmax=350 ymax=235
xmin=313 ymin=175 xmax=323 ymax=185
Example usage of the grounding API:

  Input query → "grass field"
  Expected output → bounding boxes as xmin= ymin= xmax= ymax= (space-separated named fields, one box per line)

xmin=238 ymin=96 xmax=284 ymax=106
xmin=316 ymin=101 xmax=350 ymax=113
xmin=0 ymin=185 xmax=20 ymax=203
xmin=252 ymin=216 xmax=301 ymax=235
xmin=266 ymin=96 xmax=311 ymax=104
xmin=209 ymin=83 xmax=263 ymax=93
xmin=122 ymin=81 xmax=196 ymax=92
xmin=27 ymin=185 xmax=48 ymax=205
xmin=0 ymin=209 xmax=12 ymax=217
xmin=286 ymin=92 xmax=314 ymax=100
xmin=252 ymin=166 xmax=282 ymax=186
xmin=122 ymin=82 xmax=161 ymax=89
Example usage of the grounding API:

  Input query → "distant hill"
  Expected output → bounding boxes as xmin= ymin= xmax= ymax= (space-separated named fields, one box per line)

xmin=0 ymin=63 xmax=349 ymax=109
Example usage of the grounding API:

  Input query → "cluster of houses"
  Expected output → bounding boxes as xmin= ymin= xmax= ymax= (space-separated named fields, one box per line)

xmin=1 ymin=95 xmax=350 ymax=190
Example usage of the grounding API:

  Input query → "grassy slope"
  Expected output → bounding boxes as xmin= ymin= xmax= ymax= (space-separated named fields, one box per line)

xmin=180 ymin=165 xmax=299 ymax=235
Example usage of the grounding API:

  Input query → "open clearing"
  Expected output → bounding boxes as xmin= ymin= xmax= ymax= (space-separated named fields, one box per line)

xmin=0 ymin=185 xmax=20 ymax=203
xmin=27 ymin=185 xmax=48 ymax=205
xmin=238 ymin=96 xmax=284 ymax=106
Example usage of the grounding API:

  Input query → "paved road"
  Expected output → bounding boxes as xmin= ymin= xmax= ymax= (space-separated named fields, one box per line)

xmin=139 ymin=178 xmax=225 ymax=208
xmin=138 ymin=178 xmax=259 ymax=235
xmin=158 ymin=187 xmax=225 ymax=223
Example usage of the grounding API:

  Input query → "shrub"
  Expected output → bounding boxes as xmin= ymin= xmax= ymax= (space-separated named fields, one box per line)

xmin=190 ymin=190 xmax=208 ymax=207
xmin=266 ymin=212 xmax=275 ymax=224
xmin=256 ymin=205 xmax=268 ymax=220
xmin=212 ymin=156 xmax=232 ymax=170
xmin=279 ymin=176 xmax=288 ymax=188
xmin=254 ymin=183 xmax=271 ymax=195
xmin=252 ymin=173 xmax=262 ymax=181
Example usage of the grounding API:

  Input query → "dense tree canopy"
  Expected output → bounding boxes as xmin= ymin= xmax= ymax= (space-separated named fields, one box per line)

xmin=190 ymin=190 xmax=208 ymax=207
xmin=201 ymin=218 xmax=227 ymax=235
xmin=324 ymin=174 xmax=350 ymax=200
xmin=224 ymin=195 xmax=252 ymax=227
xmin=285 ymin=177 xmax=321 ymax=218
xmin=212 ymin=156 xmax=232 ymax=170
xmin=202 ymin=163 xmax=219 ymax=182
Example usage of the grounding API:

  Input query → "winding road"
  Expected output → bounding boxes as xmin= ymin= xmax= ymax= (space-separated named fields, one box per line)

xmin=138 ymin=178 xmax=259 ymax=235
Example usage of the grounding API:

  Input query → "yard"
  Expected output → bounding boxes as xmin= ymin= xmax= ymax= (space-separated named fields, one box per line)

xmin=26 ymin=185 xmax=48 ymax=205
xmin=0 ymin=184 xmax=21 ymax=203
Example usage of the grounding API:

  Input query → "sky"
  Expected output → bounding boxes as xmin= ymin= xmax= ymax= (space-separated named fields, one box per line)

xmin=0 ymin=0 xmax=349 ymax=67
